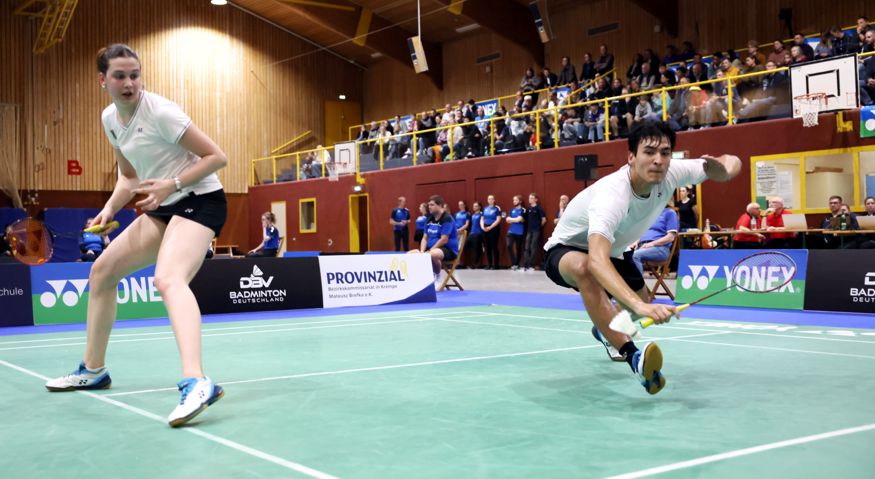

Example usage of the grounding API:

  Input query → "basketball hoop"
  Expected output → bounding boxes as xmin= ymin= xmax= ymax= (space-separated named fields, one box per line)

xmin=794 ymin=93 xmax=827 ymax=128
xmin=327 ymin=161 xmax=339 ymax=182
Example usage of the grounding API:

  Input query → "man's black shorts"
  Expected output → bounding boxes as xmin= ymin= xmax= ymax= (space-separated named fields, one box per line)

xmin=544 ymin=244 xmax=645 ymax=295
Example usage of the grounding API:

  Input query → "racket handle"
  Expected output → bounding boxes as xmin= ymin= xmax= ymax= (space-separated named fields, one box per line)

xmin=639 ymin=303 xmax=692 ymax=330
xmin=84 ymin=220 xmax=119 ymax=234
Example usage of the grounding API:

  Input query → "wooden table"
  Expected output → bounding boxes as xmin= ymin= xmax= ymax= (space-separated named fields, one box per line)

xmin=678 ymin=229 xmax=875 ymax=249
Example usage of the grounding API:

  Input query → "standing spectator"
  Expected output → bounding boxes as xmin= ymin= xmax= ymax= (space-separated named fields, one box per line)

xmin=481 ymin=195 xmax=502 ymax=269
xmin=390 ymin=196 xmax=410 ymax=252
xmin=631 ymin=205 xmax=679 ymax=274
xmin=580 ymin=53 xmax=597 ymax=82
xmin=557 ymin=56 xmax=578 ymax=85
xmin=505 ymin=195 xmax=526 ymax=270
xmin=768 ymin=41 xmax=787 ymax=67
xmin=542 ymin=67 xmax=559 ymax=88
xmin=732 ymin=202 xmax=766 ymax=248
xmin=522 ymin=193 xmax=546 ymax=271
xmin=466 ymin=201 xmax=485 ymax=268
xmin=595 ymin=44 xmax=614 ymax=76
xmin=764 ymin=196 xmax=796 ymax=248
xmin=454 ymin=200 xmax=471 ymax=236
xmin=413 ymin=202 xmax=428 ymax=244
xmin=676 ymin=186 xmax=698 ymax=230
xmin=554 ymin=194 xmax=569 ymax=225
xmin=247 ymin=212 xmax=280 ymax=257
xmin=520 ymin=67 xmax=539 ymax=103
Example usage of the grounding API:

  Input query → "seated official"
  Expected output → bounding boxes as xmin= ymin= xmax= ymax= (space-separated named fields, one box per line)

xmin=764 ymin=196 xmax=796 ymax=248
xmin=733 ymin=202 xmax=766 ymax=248
xmin=820 ymin=196 xmax=860 ymax=249
xmin=409 ymin=195 xmax=459 ymax=277
xmin=247 ymin=212 xmax=280 ymax=257
xmin=632 ymin=205 xmax=679 ymax=274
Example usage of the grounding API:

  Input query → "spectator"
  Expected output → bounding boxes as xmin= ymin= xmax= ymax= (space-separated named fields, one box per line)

xmin=454 ymin=200 xmax=471 ymax=237
xmin=638 ymin=62 xmax=657 ymax=90
xmin=626 ymin=53 xmax=644 ymax=82
xmin=542 ymin=66 xmax=560 ymax=89
xmin=663 ymin=44 xmax=680 ymax=64
xmin=768 ymin=40 xmax=787 ymax=67
xmin=855 ymin=16 xmax=871 ymax=51
xmin=582 ymin=103 xmax=605 ymax=142
xmin=520 ymin=67 xmax=540 ymax=104
xmin=676 ymin=185 xmax=698 ymax=230
xmin=685 ymin=86 xmax=710 ymax=128
xmin=390 ymin=196 xmax=410 ymax=252
xmin=466 ymin=201 xmax=485 ymax=268
xmin=829 ymin=25 xmax=855 ymax=56
xmin=557 ymin=56 xmax=578 ymax=85
xmin=522 ymin=193 xmax=546 ymax=271
xmin=732 ymin=202 xmax=766 ymax=248
xmin=861 ymin=196 xmax=875 ymax=249
xmin=481 ymin=194 xmax=502 ymax=269
xmin=411 ymin=195 xmax=459 ymax=277
xmin=747 ymin=40 xmax=767 ymax=66
xmin=595 ymin=44 xmax=614 ymax=76
xmin=813 ymin=31 xmax=833 ymax=59
xmin=792 ymin=33 xmax=815 ymax=60
xmin=632 ymin=204 xmax=679 ymax=274
xmin=819 ymin=195 xmax=859 ymax=248
xmin=764 ymin=196 xmax=796 ymax=248
xmin=862 ymin=28 xmax=875 ymax=54
xmin=719 ymin=56 xmax=739 ymax=78
xmin=78 ymin=218 xmax=110 ymax=262
xmin=505 ymin=194 xmax=526 ymax=270
xmin=634 ymin=95 xmax=655 ymax=125
xmin=247 ymin=212 xmax=280 ymax=257
xmin=413 ymin=202 xmax=428 ymax=244
xmin=554 ymin=194 xmax=569 ymax=225
xmin=680 ymin=41 xmax=696 ymax=61
xmin=580 ymin=53 xmax=597 ymax=82
xmin=865 ymin=196 xmax=875 ymax=216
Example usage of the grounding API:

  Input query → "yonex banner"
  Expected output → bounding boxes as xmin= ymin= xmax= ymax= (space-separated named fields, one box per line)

xmin=804 ymin=250 xmax=875 ymax=313
xmin=318 ymin=253 xmax=436 ymax=308
xmin=475 ymin=99 xmax=499 ymax=118
xmin=30 ymin=263 xmax=165 ymax=325
xmin=0 ymin=263 xmax=33 ymax=327
xmin=189 ymin=257 xmax=323 ymax=314
xmin=676 ymin=249 xmax=808 ymax=310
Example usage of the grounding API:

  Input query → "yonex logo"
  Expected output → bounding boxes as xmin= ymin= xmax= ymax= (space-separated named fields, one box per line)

xmin=184 ymin=208 xmax=194 ymax=214
xmin=681 ymin=264 xmax=795 ymax=293
xmin=680 ymin=265 xmax=720 ymax=290
xmin=40 ymin=279 xmax=89 ymax=308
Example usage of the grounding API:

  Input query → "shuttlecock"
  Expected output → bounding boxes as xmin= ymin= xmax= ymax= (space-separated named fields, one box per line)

xmin=609 ymin=309 xmax=641 ymax=338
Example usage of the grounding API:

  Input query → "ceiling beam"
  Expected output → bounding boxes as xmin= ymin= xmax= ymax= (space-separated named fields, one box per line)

xmin=629 ymin=0 xmax=678 ymax=37
xmin=273 ymin=0 xmax=443 ymax=88
xmin=435 ymin=0 xmax=544 ymax=66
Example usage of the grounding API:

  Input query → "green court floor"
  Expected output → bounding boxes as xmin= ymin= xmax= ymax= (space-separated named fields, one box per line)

xmin=1 ymin=305 xmax=873 ymax=478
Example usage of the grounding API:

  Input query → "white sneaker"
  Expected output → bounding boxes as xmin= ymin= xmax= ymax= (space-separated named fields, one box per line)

xmin=45 ymin=361 xmax=112 ymax=391
xmin=591 ymin=326 xmax=626 ymax=362
xmin=167 ymin=377 xmax=224 ymax=427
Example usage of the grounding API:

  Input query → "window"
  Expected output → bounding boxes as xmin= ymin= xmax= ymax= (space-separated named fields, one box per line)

xmin=300 ymin=198 xmax=316 ymax=233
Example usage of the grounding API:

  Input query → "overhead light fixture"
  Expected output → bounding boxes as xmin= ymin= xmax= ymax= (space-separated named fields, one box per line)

xmin=338 ymin=94 xmax=347 ymax=100
xmin=455 ymin=23 xmax=480 ymax=34
xmin=352 ymin=185 xmax=363 ymax=193
xmin=210 ymin=0 xmax=227 ymax=5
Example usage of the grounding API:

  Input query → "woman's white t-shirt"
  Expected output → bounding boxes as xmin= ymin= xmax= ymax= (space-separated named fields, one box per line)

xmin=545 ymin=159 xmax=708 ymax=258
xmin=101 ymin=91 xmax=223 ymax=206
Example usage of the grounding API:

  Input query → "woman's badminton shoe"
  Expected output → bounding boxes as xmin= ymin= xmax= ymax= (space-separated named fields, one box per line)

xmin=591 ymin=326 xmax=626 ymax=362
xmin=45 ymin=361 xmax=112 ymax=391
xmin=632 ymin=342 xmax=666 ymax=395
xmin=167 ymin=377 xmax=224 ymax=427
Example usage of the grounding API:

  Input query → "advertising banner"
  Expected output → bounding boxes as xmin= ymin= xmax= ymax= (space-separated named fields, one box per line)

xmin=318 ymin=253 xmax=436 ymax=308
xmin=30 ymin=263 xmax=165 ymax=325
xmin=189 ymin=257 xmax=323 ymax=314
xmin=475 ymin=99 xmax=499 ymax=118
xmin=804 ymin=250 xmax=875 ymax=313
xmin=676 ymin=249 xmax=807 ymax=310
xmin=0 ymin=263 xmax=33 ymax=327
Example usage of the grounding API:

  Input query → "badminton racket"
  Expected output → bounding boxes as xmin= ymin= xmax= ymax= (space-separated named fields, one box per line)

xmin=7 ymin=218 xmax=119 ymax=266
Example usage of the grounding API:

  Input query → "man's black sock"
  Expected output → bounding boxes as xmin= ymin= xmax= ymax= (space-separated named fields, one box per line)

xmin=620 ymin=342 xmax=639 ymax=371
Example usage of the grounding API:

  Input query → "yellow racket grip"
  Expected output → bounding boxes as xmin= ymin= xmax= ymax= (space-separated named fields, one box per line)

xmin=84 ymin=220 xmax=119 ymax=234
xmin=639 ymin=303 xmax=692 ymax=329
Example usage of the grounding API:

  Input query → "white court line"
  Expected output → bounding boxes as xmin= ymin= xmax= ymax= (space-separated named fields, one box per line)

xmin=670 ymin=338 xmax=875 ymax=360
xmin=104 ymin=330 xmax=727 ymax=398
xmin=605 ymin=422 xmax=875 ymax=479
xmin=0 ymin=318 xmax=434 ymax=352
xmin=0 ymin=359 xmax=338 ymax=479
xmin=0 ymin=309 xmax=491 ymax=346
xmin=477 ymin=311 xmax=875 ymax=345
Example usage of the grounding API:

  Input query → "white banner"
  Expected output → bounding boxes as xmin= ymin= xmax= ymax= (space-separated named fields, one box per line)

xmin=318 ymin=254 xmax=436 ymax=308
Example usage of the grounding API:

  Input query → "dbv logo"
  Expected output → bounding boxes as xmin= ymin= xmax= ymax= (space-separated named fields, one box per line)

xmin=40 ymin=279 xmax=89 ymax=308
xmin=680 ymin=265 xmax=720 ymax=290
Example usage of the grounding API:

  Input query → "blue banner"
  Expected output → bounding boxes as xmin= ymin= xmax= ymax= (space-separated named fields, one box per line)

xmin=475 ymin=99 xmax=499 ymax=118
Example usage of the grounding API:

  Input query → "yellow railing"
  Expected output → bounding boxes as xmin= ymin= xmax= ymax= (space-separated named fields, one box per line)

xmin=255 ymin=55 xmax=875 ymax=186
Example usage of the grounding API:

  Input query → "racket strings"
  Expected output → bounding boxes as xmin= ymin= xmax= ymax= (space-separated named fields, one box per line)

xmin=10 ymin=219 xmax=53 ymax=265
xmin=731 ymin=252 xmax=797 ymax=293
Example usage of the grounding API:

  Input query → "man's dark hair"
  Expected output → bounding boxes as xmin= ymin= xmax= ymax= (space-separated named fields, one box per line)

xmin=628 ymin=121 xmax=676 ymax=153
xmin=429 ymin=195 xmax=445 ymax=207
xmin=829 ymin=195 xmax=843 ymax=203
xmin=96 ymin=44 xmax=139 ymax=74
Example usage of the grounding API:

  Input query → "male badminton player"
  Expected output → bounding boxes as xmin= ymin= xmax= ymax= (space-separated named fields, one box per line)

xmin=45 ymin=44 xmax=227 ymax=426
xmin=543 ymin=121 xmax=741 ymax=394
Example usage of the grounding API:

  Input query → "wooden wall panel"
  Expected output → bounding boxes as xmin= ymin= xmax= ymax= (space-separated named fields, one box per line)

xmin=363 ymin=0 xmax=868 ymax=122
xmin=2 ymin=0 xmax=363 ymax=194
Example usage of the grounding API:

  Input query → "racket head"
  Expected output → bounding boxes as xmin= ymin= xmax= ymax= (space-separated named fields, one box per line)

xmin=9 ymin=218 xmax=54 ymax=265
xmin=730 ymin=251 xmax=797 ymax=293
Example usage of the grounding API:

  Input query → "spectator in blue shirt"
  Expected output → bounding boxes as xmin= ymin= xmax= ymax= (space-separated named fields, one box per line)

xmin=390 ymin=196 xmax=411 ymax=252
xmin=632 ymin=206 xmax=679 ymax=274
xmin=79 ymin=217 xmax=110 ymax=262
xmin=247 ymin=212 xmax=280 ymax=257
xmin=410 ymin=195 xmax=459 ymax=276
xmin=505 ymin=195 xmax=527 ymax=270
xmin=480 ymin=194 xmax=502 ymax=269
xmin=522 ymin=193 xmax=547 ymax=271
xmin=454 ymin=200 xmax=472 ymax=268
xmin=466 ymin=201 xmax=485 ymax=268
xmin=413 ymin=202 xmax=428 ymax=244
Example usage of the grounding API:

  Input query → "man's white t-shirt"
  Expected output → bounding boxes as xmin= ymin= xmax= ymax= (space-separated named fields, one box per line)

xmin=101 ymin=91 xmax=223 ymax=206
xmin=545 ymin=159 xmax=708 ymax=258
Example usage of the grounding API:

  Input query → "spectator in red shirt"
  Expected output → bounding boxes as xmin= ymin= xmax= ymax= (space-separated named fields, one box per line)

xmin=764 ymin=196 xmax=796 ymax=249
xmin=733 ymin=202 xmax=766 ymax=248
